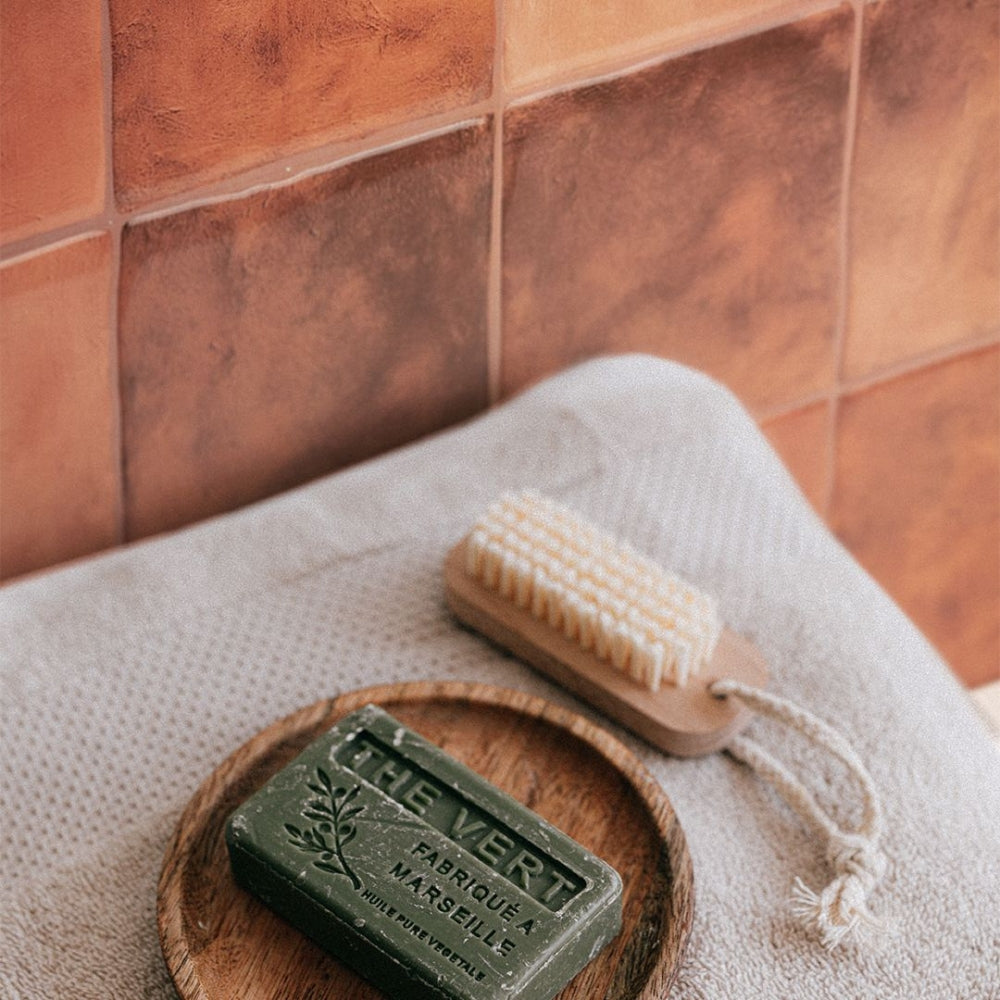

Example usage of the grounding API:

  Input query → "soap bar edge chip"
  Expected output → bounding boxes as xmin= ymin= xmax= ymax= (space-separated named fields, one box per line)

xmin=225 ymin=704 xmax=623 ymax=1000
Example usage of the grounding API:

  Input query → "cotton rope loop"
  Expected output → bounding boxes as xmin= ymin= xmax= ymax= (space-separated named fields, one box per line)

xmin=710 ymin=679 xmax=887 ymax=949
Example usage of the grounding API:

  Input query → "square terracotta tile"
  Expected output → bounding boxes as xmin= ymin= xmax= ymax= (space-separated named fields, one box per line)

xmin=0 ymin=0 xmax=105 ymax=245
xmin=0 ymin=235 xmax=120 ymax=580
xmin=502 ymin=6 xmax=853 ymax=413
xmin=110 ymin=0 xmax=494 ymax=208
xmin=761 ymin=402 xmax=831 ymax=514
xmin=506 ymin=0 xmax=797 ymax=92
xmin=845 ymin=0 xmax=1000 ymax=378
xmin=832 ymin=348 xmax=1000 ymax=686
xmin=118 ymin=124 xmax=492 ymax=540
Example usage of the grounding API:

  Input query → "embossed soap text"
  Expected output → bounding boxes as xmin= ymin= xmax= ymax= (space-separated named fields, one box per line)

xmin=336 ymin=731 xmax=585 ymax=910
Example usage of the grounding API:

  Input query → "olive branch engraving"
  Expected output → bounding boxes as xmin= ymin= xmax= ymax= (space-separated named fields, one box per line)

xmin=285 ymin=768 xmax=364 ymax=890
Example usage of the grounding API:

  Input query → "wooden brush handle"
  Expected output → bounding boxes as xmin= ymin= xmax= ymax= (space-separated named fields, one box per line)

xmin=444 ymin=540 xmax=769 ymax=757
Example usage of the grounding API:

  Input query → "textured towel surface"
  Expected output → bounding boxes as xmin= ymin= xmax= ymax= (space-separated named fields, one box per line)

xmin=2 ymin=356 xmax=997 ymax=998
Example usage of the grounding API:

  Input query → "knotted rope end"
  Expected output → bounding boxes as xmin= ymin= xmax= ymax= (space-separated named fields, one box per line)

xmin=789 ymin=839 xmax=888 ymax=949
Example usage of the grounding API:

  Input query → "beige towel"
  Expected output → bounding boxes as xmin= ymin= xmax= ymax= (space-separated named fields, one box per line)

xmin=2 ymin=356 xmax=997 ymax=998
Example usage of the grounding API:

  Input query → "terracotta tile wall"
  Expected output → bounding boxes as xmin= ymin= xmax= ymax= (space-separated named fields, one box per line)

xmin=1 ymin=0 xmax=996 ymax=685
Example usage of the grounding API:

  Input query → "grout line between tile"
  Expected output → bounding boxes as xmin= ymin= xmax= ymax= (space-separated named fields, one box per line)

xmin=486 ymin=0 xmax=506 ymax=405
xmin=755 ymin=328 xmax=1000 ymax=490
xmin=127 ymin=117 xmax=493 ymax=227
xmin=754 ymin=333 xmax=1000 ymax=427
xmin=487 ymin=121 xmax=504 ymax=405
xmin=504 ymin=0 xmax=845 ymax=106
xmin=134 ymin=102 xmax=496 ymax=213
xmin=2 ymin=118 xmax=496 ymax=263
xmin=824 ymin=0 xmax=865 ymax=521
xmin=0 ymin=229 xmax=110 ymax=269
xmin=486 ymin=0 xmax=507 ymax=406
xmin=840 ymin=332 xmax=1000 ymax=395
xmin=99 ymin=0 xmax=128 ymax=547
xmin=107 ymin=224 xmax=126 ymax=546
xmin=756 ymin=393 xmax=834 ymax=425
xmin=1 ymin=218 xmax=113 ymax=264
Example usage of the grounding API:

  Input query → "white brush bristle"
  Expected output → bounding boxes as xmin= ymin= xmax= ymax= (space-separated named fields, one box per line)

xmin=464 ymin=491 xmax=721 ymax=690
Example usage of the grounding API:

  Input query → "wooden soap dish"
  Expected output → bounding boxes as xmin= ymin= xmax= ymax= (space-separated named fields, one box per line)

xmin=445 ymin=541 xmax=769 ymax=757
xmin=158 ymin=681 xmax=693 ymax=1000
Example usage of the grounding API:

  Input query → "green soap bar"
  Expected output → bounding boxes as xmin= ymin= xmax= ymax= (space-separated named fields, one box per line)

xmin=226 ymin=705 xmax=622 ymax=1000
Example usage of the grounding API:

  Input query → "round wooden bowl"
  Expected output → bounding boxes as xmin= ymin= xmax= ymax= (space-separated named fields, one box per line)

xmin=158 ymin=681 xmax=693 ymax=999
